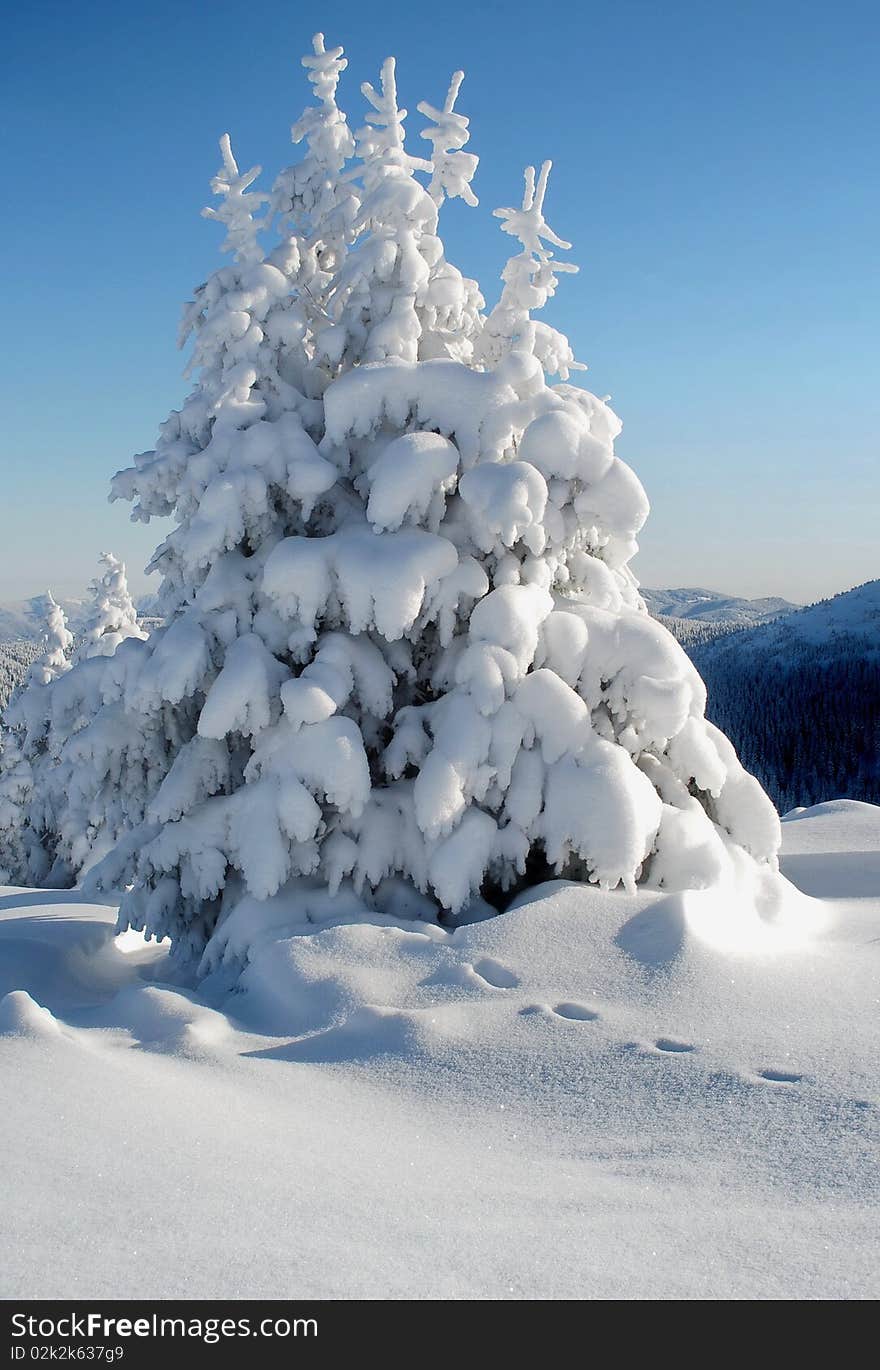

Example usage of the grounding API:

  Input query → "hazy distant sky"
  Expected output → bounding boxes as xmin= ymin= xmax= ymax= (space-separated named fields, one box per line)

xmin=1 ymin=0 xmax=877 ymax=605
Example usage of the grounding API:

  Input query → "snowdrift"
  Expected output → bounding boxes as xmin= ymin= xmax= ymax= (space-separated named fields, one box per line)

xmin=0 ymin=802 xmax=877 ymax=1299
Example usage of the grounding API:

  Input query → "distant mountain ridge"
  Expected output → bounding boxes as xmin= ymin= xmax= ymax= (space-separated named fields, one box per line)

xmin=642 ymin=586 xmax=799 ymax=625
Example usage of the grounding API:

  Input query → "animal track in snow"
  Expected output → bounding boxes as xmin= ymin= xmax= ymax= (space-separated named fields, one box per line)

xmin=470 ymin=958 xmax=519 ymax=990
xmin=551 ymin=1002 xmax=599 ymax=1022
xmin=654 ymin=1038 xmax=697 ymax=1054
xmin=757 ymin=1068 xmax=803 ymax=1085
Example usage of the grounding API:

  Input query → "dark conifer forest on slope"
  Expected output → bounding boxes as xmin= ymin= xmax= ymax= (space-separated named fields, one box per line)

xmin=687 ymin=581 xmax=880 ymax=814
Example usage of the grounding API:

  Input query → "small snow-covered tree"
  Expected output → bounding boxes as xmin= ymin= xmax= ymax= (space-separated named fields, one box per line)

xmin=26 ymin=593 xmax=73 ymax=687
xmin=477 ymin=161 xmax=584 ymax=381
xmin=272 ymin=32 xmax=360 ymax=319
xmin=320 ymin=57 xmax=484 ymax=368
xmin=418 ymin=71 xmax=479 ymax=209
xmin=176 ymin=133 xmax=293 ymax=431
xmin=0 ymin=594 xmax=72 ymax=883
xmin=0 ymin=36 xmax=781 ymax=969
xmin=76 ymin=553 xmax=147 ymax=660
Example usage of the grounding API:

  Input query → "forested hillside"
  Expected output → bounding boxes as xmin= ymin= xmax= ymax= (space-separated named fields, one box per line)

xmin=690 ymin=582 xmax=880 ymax=812
xmin=655 ymin=616 xmax=740 ymax=650
xmin=0 ymin=640 xmax=38 ymax=711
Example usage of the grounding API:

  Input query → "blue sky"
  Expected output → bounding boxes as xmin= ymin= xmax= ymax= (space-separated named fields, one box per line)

xmin=1 ymin=0 xmax=877 ymax=605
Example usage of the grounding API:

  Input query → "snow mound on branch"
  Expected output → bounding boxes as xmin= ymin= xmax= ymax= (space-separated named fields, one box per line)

xmin=365 ymin=430 xmax=459 ymax=532
xmin=263 ymin=524 xmax=462 ymax=642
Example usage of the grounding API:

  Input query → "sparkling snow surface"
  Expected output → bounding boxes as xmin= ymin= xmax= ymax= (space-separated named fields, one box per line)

xmin=1 ymin=801 xmax=877 ymax=1300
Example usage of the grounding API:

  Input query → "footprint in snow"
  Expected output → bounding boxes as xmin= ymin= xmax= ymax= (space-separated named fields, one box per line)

xmin=470 ymin=957 xmax=519 ymax=990
xmin=551 ymin=1002 xmax=599 ymax=1022
xmin=654 ymin=1037 xmax=697 ymax=1054
xmin=757 ymin=1068 xmax=804 ymax=1085
xmin=518 ymin=1002 xmax=600 ymax=1023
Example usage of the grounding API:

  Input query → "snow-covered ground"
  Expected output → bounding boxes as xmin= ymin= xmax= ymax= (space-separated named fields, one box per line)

xmin=1 ymin=800 xmax=877 ymax=1300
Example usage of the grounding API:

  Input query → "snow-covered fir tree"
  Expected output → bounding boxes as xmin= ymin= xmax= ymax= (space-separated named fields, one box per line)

xmin=26 ymin=593 xmax=73 ymax=686
xmin=76 ymin=553 xmax=147 ymax=660
xmin=0 ymin=35 xmax=781 ymax=970
xmin=0 ymin=594 xmax=73 ymax=883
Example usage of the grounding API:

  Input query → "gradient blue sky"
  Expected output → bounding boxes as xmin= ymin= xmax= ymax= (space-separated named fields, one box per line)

xmin=1 ymin=0 xmax=877 ymax=605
